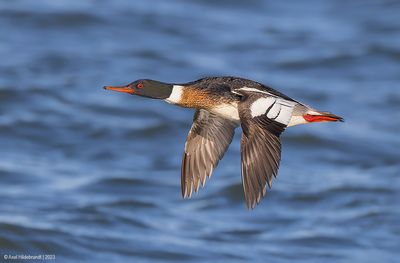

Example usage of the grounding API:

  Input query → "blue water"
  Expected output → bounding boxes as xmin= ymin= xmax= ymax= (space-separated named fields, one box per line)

xmin=0 ymin=0 xmax=399 ymax=262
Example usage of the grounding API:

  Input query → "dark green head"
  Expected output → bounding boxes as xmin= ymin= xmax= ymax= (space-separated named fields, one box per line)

xmin=104 ymin=79 xmax=173 ymax=99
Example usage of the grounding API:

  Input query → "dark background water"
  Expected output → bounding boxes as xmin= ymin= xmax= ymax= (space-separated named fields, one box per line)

xmin=0 ymin=0 xmax=399 ymax=262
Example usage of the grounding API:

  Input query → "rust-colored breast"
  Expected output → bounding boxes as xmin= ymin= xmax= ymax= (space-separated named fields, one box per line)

xmin=179 ymin=87 xmax=230 ymax=110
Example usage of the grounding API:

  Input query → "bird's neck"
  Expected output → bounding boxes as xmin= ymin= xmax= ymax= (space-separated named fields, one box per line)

xmin=165 ymin=85 xmax=185 ymax=104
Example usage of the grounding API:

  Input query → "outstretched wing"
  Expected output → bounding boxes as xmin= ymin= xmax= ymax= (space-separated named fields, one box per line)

xmin=181 ymin=109 xmax=237 ymax=198
xmin=238 ymin=94 xmax=296 ymax=208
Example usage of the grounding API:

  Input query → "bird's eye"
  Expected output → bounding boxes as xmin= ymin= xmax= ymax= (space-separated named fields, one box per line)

xmin=137 ymin=83 xmax=144 ymax=89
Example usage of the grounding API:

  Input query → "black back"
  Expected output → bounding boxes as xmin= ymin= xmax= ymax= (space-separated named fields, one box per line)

xmin=180 ymin=76 xmax=296 ymax=102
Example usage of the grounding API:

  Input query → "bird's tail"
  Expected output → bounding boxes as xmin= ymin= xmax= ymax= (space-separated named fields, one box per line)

xmin=303 ymin=111 xmax=344 ymax=123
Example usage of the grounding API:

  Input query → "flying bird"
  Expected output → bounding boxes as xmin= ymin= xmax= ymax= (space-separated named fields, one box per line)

xmin=104 ymin=76 xmax=343 ymax=208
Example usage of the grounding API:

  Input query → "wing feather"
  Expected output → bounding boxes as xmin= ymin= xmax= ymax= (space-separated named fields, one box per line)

xmin=238 ymin=95 xmax=287 ymax=208
xmin=181 ymin=109 xmax=237 ymax=198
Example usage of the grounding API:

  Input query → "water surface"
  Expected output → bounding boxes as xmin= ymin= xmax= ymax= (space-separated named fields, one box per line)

xmin=0 ymin=0 xmax=399 ymax=262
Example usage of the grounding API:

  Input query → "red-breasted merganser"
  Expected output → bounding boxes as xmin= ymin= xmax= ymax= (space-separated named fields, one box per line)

xmin=104 ymin=76 xmax=343 ymax=209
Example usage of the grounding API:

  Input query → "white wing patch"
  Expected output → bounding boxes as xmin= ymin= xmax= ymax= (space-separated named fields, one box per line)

xmin=267 ymin=103 xmax=280 ymax=119
xmin=250 ymin=96 xmax=297 ymax=125
xmin=250 ymin=97 xmax=276 ymax=117
xmin=237 ymin=86 xmax=273 ymax=95
xmin=275 ymin=101 xmax=296 ymax=124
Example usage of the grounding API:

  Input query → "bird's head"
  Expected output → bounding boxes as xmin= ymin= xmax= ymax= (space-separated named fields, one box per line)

xmin=104 ymin=79 xmax=173 ymax=99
